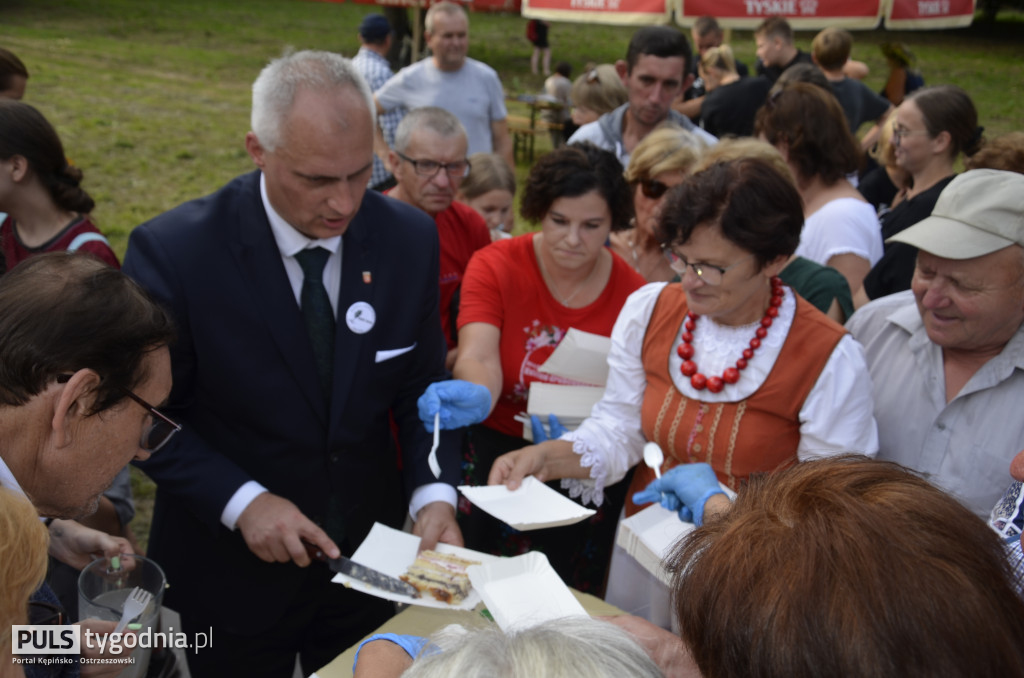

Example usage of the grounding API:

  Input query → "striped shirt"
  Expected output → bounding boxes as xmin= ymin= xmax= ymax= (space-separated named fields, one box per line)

xmin=352 ymin=46 xmax=404 ymax=189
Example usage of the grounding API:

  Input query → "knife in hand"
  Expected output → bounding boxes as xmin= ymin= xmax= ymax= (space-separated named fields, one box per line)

xmin=303 ymin=541 xmax=421 ymax=598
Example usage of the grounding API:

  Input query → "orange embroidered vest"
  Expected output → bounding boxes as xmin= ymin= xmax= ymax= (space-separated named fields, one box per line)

xmin=625 ymin=285 xmax=845 ymax=516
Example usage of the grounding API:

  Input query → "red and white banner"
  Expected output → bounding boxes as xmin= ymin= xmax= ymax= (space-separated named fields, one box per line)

xmin=312 ymin=0 xmax=975 ymax=29
xmin=676 ymin=0 xmax=883 ymax=29
xmin=522 ymin=0 xmax=975 ymax=29
xmin=521 ymin=0 xmax=672 ymax=25
xmin=885 ymin=0 xmax=975 ymax=28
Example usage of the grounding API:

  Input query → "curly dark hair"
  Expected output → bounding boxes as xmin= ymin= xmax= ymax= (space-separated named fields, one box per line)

xmin=659 ymin=157 xmax=803 ymax=270
xmin=519 ymin=143 xmax=633 ymax=231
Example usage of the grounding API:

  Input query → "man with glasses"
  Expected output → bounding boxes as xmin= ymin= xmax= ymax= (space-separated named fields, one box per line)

xmin=568 ymin=26 xmax=716 ymax=168
xmin=0 ymin=252 xmax=177 ymax=676
xmin=387 ymin=107 xmax=491 ymax=364
xmin=123 ymin=51 xmax=464 ymax=676
xmin=374 ymin=1 xmax=513 ymax=169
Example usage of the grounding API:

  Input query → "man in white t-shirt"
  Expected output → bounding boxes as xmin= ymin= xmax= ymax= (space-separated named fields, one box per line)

xmin=374 ymin=1 xmax=513 ymax=169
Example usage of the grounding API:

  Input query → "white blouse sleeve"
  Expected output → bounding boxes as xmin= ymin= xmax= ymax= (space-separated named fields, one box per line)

xmin=797 ymin=333 xmax=880 ymax=460
xmin=559 ymin=283 xmax=666 ymax=506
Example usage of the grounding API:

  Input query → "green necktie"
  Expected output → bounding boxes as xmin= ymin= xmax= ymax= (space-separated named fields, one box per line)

xmin=295 ymin=247 xmax=335 ymax=393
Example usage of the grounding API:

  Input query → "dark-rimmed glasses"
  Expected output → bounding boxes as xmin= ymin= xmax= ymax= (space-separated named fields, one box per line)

xmin=394 ymin=151 xmax=470 ymax=179
xmin=56 ymin=374 xmax=181 ymax=453
xmin=637 ymin=178 xmax=670 ymax=200
xmin=662 ymin=251 xmax=754 ymax=286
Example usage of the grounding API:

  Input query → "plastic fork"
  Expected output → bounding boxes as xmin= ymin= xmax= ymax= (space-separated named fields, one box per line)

xmin=427 ymin=412 xmax=442 ymax=478
xmin=112 ymin=587 xmax=153 ymax=634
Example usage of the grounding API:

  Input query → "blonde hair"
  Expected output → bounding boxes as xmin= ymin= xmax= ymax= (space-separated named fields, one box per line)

xmin=0 ymin=489 xmax=48 ymax=644
xmin=700 ymin=45 xmax=737 ymax=76
xmin=570 ymin=64 xmax=628 ymax=117
xmin=693 ymin=137 xmax=796 ymax=186
xmin=624 ymin=124 xmax=705 ymax=183
xmin=869 ymin=113 xmax=900 ymax=168
xmin=458 ymin=153 xmax=516 ymax=200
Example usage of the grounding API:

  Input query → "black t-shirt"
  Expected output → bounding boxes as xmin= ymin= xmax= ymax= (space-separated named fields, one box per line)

xmin=858 ymin=167 xmax=899 ymax=213
xmin=862 ymin=175 xmax=956 ymax=300
xmin=831 ymin=77 xmax=891 ymax=132
xmin=700 ymin=76 xmax=772 ymax=138
xmin=685 ymin=57 xmax=750 ymax=100
xmin=756 ymin=49 xmax=813 ymax=83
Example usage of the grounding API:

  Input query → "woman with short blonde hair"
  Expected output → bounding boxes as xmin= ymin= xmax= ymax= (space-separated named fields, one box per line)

xmin=612 ymin=124 xmax=705 ymax=282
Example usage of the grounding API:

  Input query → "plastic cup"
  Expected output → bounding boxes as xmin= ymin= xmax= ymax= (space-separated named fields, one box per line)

xmin=78 ymin=554 xmax=165 ymax=678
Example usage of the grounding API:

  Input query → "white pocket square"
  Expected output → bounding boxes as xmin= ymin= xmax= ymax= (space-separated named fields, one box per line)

xmin=375 ymin=343 xmax=417 ymax=363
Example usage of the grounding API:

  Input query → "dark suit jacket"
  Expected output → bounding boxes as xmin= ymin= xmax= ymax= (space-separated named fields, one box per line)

xmin=123 ymin=171 xmax=463 ymax=634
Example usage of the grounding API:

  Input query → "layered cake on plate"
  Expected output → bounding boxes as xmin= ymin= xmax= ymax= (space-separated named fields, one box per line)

xmin=400 ymin=550 xmax=481 ymax=604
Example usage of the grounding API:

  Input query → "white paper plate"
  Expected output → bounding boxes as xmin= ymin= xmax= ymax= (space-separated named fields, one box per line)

xmin=457 ymin=476 xmax=596 ymax=531
xmin=467 ymin=551 xmax=587 ymax=631
xmin=331 ymin=522 xmax=500 ymax=610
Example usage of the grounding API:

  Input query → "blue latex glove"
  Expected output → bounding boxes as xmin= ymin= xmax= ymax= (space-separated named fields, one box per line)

xmin=418 ymin=380 xmax=491 ymax=431
xmin=352 ymin=633 xmax=436 ymax=672
xmin=530 ymin=413 xmax=568 ymax=442
xmin=631 ymin=463 xmax=726 ymax=526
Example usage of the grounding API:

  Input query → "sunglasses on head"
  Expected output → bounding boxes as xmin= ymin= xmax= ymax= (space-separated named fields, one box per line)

xmin=638 ymin=178 xmax=670 ymax=200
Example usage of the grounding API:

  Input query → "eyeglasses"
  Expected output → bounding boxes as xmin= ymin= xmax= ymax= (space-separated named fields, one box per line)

xmin=395 ymin=151 xmax=471 ymax=179
xmin=662 ymin=250 xmax=754 ymax=285
xmin=56 ymin=374 xmax=182 ymax=453
xmin=892 ymin=125 xmax=930 ymax=142
xmin=636 ymin=178 xmax=671 ymax=200
xmin=28 ymin=601 xmax=65 ymax=626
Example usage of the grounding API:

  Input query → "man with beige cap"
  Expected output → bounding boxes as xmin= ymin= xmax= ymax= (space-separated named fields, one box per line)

xmin=847 ymin=169 xmax=1024 ymax=518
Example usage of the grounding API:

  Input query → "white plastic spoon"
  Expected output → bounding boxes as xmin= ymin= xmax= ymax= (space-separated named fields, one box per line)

xmin=643 ymin=442 xmax=664 ymax=479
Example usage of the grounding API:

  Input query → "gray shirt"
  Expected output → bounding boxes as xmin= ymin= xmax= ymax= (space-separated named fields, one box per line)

xmin=567 ymin=103 xmax=717 ymax=167
xmin=376 ymin=57 xmax=507 ymax=156
xmin=846 ymin=290 xmax=1024 ymax=517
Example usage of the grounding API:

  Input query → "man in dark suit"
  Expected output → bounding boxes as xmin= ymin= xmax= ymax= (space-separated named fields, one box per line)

xmin=123 ymin=51 xmax=464 ymax=677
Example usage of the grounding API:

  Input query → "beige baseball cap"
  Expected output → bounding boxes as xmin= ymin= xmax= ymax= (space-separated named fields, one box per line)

xmin=886 ymin=169 xmax=1024 ymax=259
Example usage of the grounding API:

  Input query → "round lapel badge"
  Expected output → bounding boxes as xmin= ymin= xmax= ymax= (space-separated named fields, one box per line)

xmin=345 ymin=301 xmax=376 ymax=334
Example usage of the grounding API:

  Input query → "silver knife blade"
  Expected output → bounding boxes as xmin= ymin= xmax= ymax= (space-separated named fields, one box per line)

xmin=328 ymin=555 xmax=421 ymax=598
xmin=303 ymin=540 xmax=421 ymax=598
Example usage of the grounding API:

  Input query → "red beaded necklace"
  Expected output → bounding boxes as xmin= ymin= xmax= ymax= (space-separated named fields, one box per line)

xmin=677 ymin=277 xmax=785 ymax=393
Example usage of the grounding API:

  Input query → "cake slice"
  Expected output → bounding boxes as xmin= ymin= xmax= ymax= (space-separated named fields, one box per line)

xmin=400 ymin=550 xmax=481 ymax=604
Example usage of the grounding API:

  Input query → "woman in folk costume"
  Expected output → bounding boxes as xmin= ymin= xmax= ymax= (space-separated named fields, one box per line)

xmin=489 ymin=156 xmax=878 ymax=627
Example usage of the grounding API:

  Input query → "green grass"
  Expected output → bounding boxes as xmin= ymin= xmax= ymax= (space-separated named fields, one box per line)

xmin=2 ymin=0 xmax=1022 ymax=549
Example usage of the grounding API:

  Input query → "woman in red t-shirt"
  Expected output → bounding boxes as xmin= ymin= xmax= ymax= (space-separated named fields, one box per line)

xmin=420 ymin=143 xmax=646 ymax=593
xmin=0 ymin=100 xmax=119 ymax=274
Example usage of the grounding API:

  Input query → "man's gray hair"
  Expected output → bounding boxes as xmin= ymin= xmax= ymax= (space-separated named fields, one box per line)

xmin=393 ymin=106 xmax=467 ymax=153
xmin=425 ymin=1 xmax=466 ymax=35
xmin=400 ymin=617 xmax=666 ymax=678
xmin=251 ymin=50 xmax=375 ymax=151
